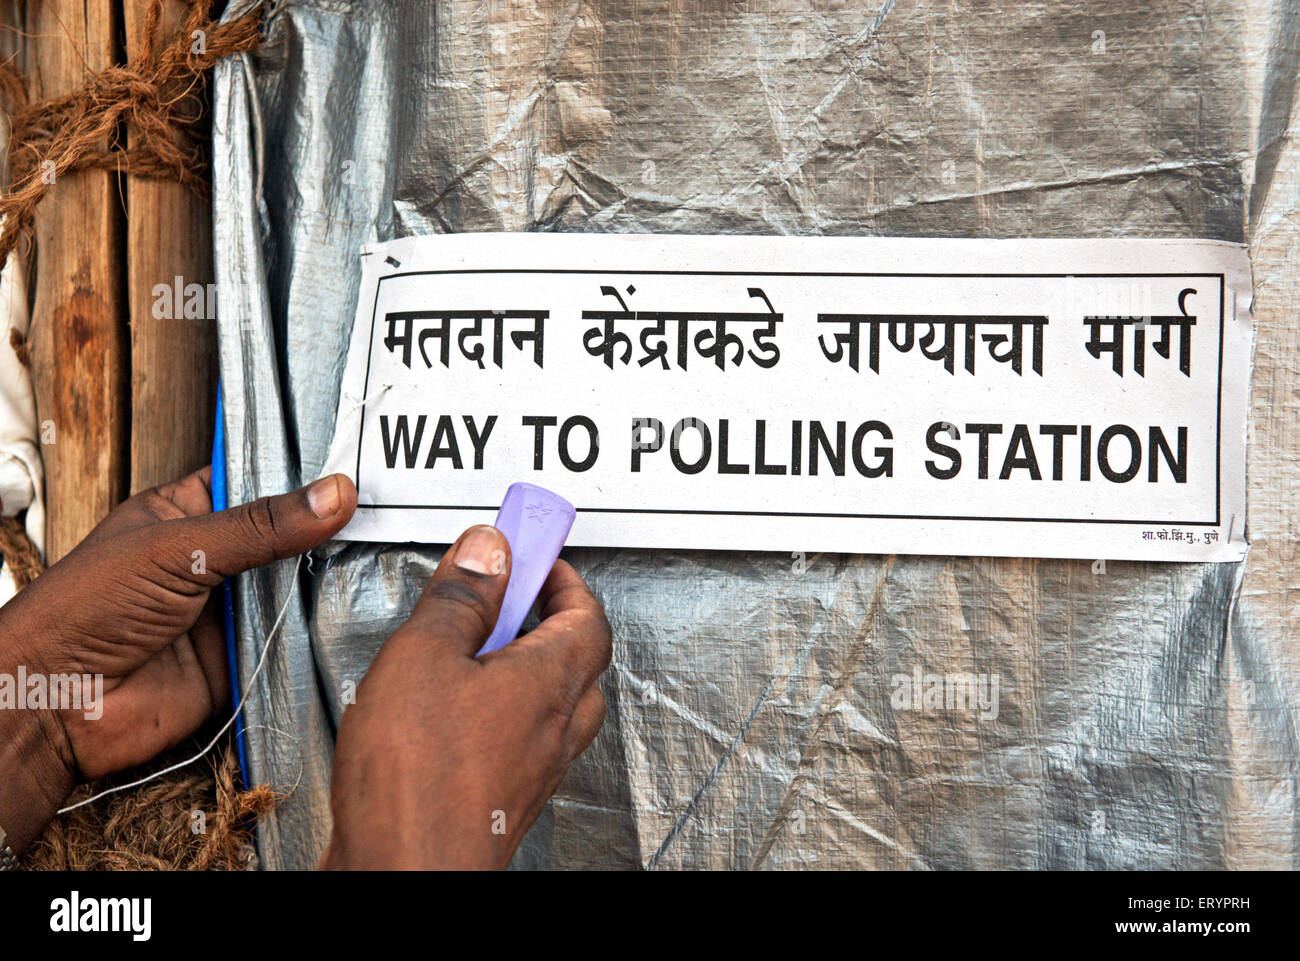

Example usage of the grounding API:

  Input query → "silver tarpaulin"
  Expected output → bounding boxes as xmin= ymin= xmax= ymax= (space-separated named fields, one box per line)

xmin=211 ymin=0 xmax=1299 ymax=870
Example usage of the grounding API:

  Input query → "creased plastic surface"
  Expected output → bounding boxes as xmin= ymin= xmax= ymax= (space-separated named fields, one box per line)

xmin=212 ymin=0 xmax=1299 ymax=869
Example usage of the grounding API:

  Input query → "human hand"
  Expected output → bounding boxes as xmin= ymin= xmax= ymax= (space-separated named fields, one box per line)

xmin=322 ymin=524 xmax=612 ymax=870
xmin=0 ymin=468 xmax=357 ymax=851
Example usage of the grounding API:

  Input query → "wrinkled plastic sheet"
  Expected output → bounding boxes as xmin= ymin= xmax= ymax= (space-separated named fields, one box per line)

xmin=211 ymin=0 xmax=1300 ymax=869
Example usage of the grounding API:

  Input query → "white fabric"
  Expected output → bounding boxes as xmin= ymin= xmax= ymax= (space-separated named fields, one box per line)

xmin=0 ymin=252 xmax=44 ymax=603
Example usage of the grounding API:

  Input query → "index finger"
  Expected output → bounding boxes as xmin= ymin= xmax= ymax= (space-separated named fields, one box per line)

xmin=538 ymin=559 xmax=603 ymax=622
xmin=154 ymin=464 xmax=215 ymax=517
xmin=77 ymin=465 xmax=215 ymax=549
xmin=506 ymin=560 xmax=612 ymax=699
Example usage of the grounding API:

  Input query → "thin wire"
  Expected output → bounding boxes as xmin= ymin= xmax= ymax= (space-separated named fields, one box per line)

xmin=344 ymin=383 xmax=391 ymax=415
xmin=57 ymin=555 xmax=303 ymax=815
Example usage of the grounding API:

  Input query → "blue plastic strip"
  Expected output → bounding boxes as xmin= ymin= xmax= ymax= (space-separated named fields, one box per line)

xmin=212 ymin=385 xmax=249 ymax=786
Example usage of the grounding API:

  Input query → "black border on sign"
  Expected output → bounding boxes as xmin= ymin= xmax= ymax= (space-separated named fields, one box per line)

xmin=352 ymin=269 xmax=1225 ymax=527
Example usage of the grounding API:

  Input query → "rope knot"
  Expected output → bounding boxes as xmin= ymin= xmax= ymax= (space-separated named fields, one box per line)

xmin=0 ymin=0 xmax=266 ymax=270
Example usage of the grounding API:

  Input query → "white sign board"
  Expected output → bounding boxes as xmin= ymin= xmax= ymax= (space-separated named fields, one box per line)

xmin=323 ymin=234 xmax=1252 ymax=562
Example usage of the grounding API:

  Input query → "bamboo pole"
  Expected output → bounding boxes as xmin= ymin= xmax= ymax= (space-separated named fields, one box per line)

xmin=28 ymin=0 xmax=128 ymax=563
xmin=124 ymin=0 xmax=216 ymax=493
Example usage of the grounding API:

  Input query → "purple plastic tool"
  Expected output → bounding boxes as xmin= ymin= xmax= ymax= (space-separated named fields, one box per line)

xmin=476 ymin=482 xmax=577 ymax=656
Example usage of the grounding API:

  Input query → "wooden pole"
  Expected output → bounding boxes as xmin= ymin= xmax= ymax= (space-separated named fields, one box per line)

xmin=123 ymin=0 xmax=216 ymax=493
xmin=28 ymin=0 xmax=128 ymax=563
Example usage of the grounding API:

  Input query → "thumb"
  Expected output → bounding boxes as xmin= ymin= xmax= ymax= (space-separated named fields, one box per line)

xmin=404 ymin=525 xmax=512 ymax=659
xmin=162 ymin=474 xmax=357 ymax=582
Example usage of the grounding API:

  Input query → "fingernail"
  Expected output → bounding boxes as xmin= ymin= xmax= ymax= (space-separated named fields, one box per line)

xmin=455 ymin=525 xmax=508 ymax=576
xmin=308 ymin=476 xmax=342 ymax=518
